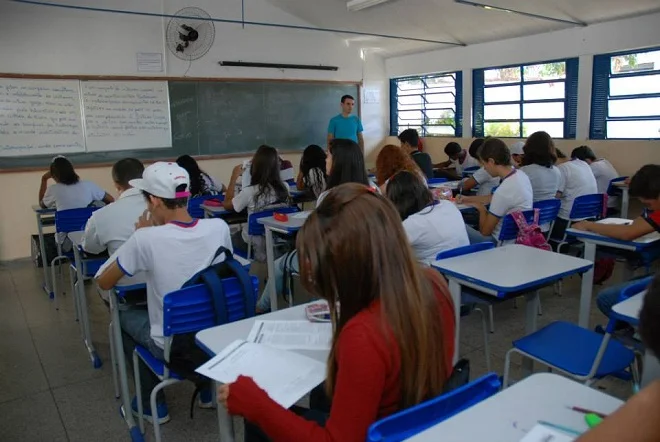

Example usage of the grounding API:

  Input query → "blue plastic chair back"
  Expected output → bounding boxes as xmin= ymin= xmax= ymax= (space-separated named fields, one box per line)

xmin=619 ymin=276 xmax=654 ymax=304
xmin=436 ymin=242 xmax=495 ymax=261
xmin=497 ymin=210 xmax=535 ymax=243
xmin=55 ymin=207 xmax=99 ymax=234
xmin=427 ymin=178 xmax=448 ymax=186
xmin=607 ymin=176 xmax=628 ymax=196
xmin=247 ymin=206 xmax=299 ymax=236
xmin=162 ymin=275 xmax=259 ymax=337
xmin=188 ymin=195 xmax=223 ymax=219
xmin=569 ymin=193 xmax=605 ymax=220
xmin=367 ymin=373 xmax=501 ymax=442
xmin=461 ymin=166 xmax=479 ymax=178
xmin=533 ymin=199 xmax=561 ymax=226
xmin=285 ymin=178 xmax=296 ymax=186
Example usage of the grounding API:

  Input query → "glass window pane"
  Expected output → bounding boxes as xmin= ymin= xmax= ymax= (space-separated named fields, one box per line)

xmin=484 ymin=104 xmax=520 ymax=120
xmin=425 ymin=75 xmax=455 ymax=89
xmin=398 ymin=119 xmax=423 ymax=128
xmin=609 ymin=97 xmax=660 ymax=117
xmin=610 ymin=75 xmax=660 ymax=96
xmin=611 ymin=50 xmax=660 ymax=75
xmin=523 ymin=62 xmax=566 ymax=81
xmin=484 ymin=122 xmax=520 ymax=137
xmin=484 ymin=85 xmax=520 ymax=103
xmin=427 ymin=103 xmax=456 ymax=111
xmin=398 ymin=110 xmax=423 ymax=120
xmin=523 ymin=121 xmax=564 ymax=138
xmin=607 ymin=120 xmax=660 ymax=138
xmin=485 ymin=67 xmax=521 ymax=85
xmin=523 ymin=82 xmax=565 ymax=100
xmin=426 ymin=109 xmax=455 ymax=121
xmin=426 ymin=125 xmax=455 ymax=136
xmin=523 ymin=102 xmax=564 ymax=119
xmin=426 ymin=92 xmax=455 ymax=105
xmin=397 ymin=95 xmax=422 ymax=106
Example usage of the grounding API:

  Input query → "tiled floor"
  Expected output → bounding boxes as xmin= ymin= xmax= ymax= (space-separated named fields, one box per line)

xmin=0 ymin=258 xmax=636 ymax=441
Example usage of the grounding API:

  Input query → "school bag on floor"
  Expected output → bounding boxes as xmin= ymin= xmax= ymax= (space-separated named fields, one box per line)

xmin=511 ymin=209 xmax=551 ymax=251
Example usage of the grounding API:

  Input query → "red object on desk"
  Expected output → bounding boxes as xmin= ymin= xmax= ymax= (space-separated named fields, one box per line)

xmin=204 ymin=199 xmax=223 ymax=207
xmin=273 ymin=212 xmax=289 ymax=222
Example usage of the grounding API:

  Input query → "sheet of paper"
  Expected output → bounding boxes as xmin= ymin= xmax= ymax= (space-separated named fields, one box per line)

xmin=247 ymin=320 xmax=332 ymax=350
xmin=291 ymin=211 xmax=311 ymax=219
xmin=519 ymin=424 xmax=576 ymax=442
xmin=597 ymin=218 xmax=660 ymax=242
xmin=597 ymin=218 xmax=631 ymax=225
xmin=195 ymin=340 xmax=326 ymax=409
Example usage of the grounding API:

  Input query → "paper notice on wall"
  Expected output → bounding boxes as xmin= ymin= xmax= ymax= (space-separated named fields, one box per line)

xmin=137 ymin=52 xmax=164 ymax=73
xmin=364 ymin=88 xmax=381 ymax=104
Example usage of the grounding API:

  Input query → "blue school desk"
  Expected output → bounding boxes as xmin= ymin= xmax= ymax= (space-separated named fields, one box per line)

xmin=404 ymin=373 xmax=622 ymax=442
xmin=432 ymin=245 xmax=593 ymax=363
xmin=201 ymin=203 xmax=248 ymax=225
xmin=33 ymin=204 xmax=56 ymax=296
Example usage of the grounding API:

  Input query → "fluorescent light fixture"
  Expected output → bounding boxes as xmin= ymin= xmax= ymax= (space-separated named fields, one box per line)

xmin=454 ymin=0 xmax=587 ymax=26
xmin=347 ymin=0 xmax=390 ymax=12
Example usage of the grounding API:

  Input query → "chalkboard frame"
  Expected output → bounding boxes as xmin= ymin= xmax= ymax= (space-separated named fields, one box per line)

xmin=0 ymin=73 xmax=361 ymax=173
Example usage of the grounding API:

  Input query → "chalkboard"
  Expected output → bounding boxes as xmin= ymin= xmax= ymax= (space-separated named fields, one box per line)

xmin=0 ymin=78 xmax=359 ymax=171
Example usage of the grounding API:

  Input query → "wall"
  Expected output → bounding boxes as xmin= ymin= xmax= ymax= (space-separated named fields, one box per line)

xmin=0 ymin=0 xmax=389 ymax=260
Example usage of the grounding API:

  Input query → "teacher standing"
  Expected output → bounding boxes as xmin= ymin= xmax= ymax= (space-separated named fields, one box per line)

xmin=327 ymin=94 xmax=364 ymax=153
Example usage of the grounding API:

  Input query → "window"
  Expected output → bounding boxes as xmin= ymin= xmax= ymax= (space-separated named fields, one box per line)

xmin=591 ymin=47 xmax=660 ymax=139
xmin=473 ymin=59 xmax=579 ymax=139
xmin=390 ymin=72 xmax=462 ymax=137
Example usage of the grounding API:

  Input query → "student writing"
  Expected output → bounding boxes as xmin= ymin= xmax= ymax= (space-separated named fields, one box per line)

xmin=458 ymin=138 xmax=501 ymax=197
xmin=571 ymin=145 xmax=620 ymax=214
xmin=176 ymin=155 xmax=224 ymax=197
xmin=519 ymin=131 xmax=561 ymax=202
xmin=434 ymin=141 xmax=479 ymax=179
xmin=398 ymin=128 xmax=433 ymax=180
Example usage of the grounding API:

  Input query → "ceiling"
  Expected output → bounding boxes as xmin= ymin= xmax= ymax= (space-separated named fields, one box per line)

xmin=263 ymin=0 xmax=660 ymax=57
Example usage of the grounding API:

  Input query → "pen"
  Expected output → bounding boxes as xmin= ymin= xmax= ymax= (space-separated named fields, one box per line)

xmin=569 ymin=406 xmax=608 ymax=419
xmin=538 ymin=420 xmax=582 ymax=437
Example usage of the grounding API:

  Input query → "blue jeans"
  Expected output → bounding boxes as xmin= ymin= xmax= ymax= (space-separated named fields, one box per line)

xmin=119 ymin=308 xmax=167 ymax=409
xmin=597 ymin=277 xmax=653 ymax=319
xmin=258 ymin=252 xmax=299 ymax=312
xmin=465 ymin=226 xmax=496 ymax=245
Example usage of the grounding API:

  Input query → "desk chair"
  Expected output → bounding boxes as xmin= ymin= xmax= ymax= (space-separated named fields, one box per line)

xmin=427 ymin=177 xmax=448 ymax=186
xmin=550 ymin=193 xmax=605 ymax=254
xmin=366 ymin=373 xmax=501 ymax=442
xmin=51 ymin=208 xmax=99 ymax=309
xmin=188 ymin=195 xmax=223 ymax=219
xmin=461 ymin=166 xmax=479 ymax=179
xmin=244 ymin=205 xmax=299 ymax=260
xmin=606 ymin=176 xmax=628 ymax=216
xmin=133 ymin=276 xmax=259 ymax=442
xmin=533 ymin=199 xmax=561 ymax=238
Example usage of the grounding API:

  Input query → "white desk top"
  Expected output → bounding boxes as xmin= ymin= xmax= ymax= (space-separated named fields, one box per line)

xmin=567 ymin=218 xmax=660 ymax=249
xmin=432 ymin=244 xmax=592 ymax=295
xmin=612 ymin=290 xmax=646 ymax=323
xmin=200 ymin=204 xmax=232 ymax=215
xmin=257 ymin=211 xmax=311 ymax=233
xmin=195 ymin=303 xmax=328 ymax=363
xmin=32 ymin=204 xmax=55 ymax=214
xmin=406 ymin=373 xmax=623 ymax=442
xmin=429 ymin=180 xmax=462 ymax=190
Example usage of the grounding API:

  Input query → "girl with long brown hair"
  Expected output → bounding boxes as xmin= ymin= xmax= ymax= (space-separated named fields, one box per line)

xmin=375 ymin=144 xmax=425 ymax=188
xmin=218 ymin=183 xmax=456 ymax=442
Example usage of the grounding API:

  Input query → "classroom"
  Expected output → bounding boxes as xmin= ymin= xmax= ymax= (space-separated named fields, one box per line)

xmin=1 ymin=0 xmax=660 ymax=440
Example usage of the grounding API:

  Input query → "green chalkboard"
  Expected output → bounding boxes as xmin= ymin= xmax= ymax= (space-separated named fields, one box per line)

xmin=0 ymin=79 xmax=359 ymax=171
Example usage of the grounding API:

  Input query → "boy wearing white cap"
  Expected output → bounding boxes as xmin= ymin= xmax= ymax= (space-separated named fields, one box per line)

xmin=509 ymin=141 xmax=525 ymax=168
xmin=96 ymin=161 xmax=232 ymax=424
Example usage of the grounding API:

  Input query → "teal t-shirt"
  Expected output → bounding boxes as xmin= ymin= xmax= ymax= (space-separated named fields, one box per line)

xmin=328 ymin=114 xmax=363 ymax=143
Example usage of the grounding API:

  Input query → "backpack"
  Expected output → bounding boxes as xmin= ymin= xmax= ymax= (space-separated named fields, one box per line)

xmin=511 ymin=209 xmax=551 ymax=251
xmin=167 ymin=246 xmax=255 ymax=418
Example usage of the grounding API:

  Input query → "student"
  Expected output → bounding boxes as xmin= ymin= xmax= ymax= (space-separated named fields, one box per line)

xmin=386 ymin=171 xmax=469 ymax=264
xmin=327 ymin=95 xmax=364 ymax=151
xmin=96 ymin=161 xmax=233 ymax=423
xmin=225 ymin=145 xmax=290 ymax=260
xmin=434 ymin=141 xmax=480 ymax=178
xmin=550 ymin=148 xmax=598 ymax=241
xmin=240 ymin=155 xmax=296 ymax=190
xmin=375 ymin=144 xmax=425 ymax=190
xmin=82 ymin=158 xmax=147 ymax=287
xmin=296 ymin=145 xmax=327 ymax=198
xmin=519 ymin=131 xmax=561 ymax=202
xmin=571 ymin=145 xmax=620 ymax=213
xmin=461 ymin=138 xmax=533 ymax=244
xmin=509 ymin=141 xmax=525 ymax=167
xmin=176 ymin=155 xmax=224 ymax=197
xmin=39 ymin=156 xmax=114 ymax=210
xmin=218 ymin=183 xmax=456 ymax=442
xmin=577 ymin=273 xmax=660 ymax=442
xmin=459 ymin=138 xmax=501 ymax=197
xmin=398 ymin=129 xmax=433 ymax=179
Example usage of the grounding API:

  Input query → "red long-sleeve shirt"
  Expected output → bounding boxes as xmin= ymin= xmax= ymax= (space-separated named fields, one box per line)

xmin=227 ymin=276 xmax=456 ymax=442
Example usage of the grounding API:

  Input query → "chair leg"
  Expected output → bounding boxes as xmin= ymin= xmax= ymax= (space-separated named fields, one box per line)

xmin=503 ymin=349 xmax=514 ymax=389
xmin=476 ymin=308 xmax=492 ymax=373
xmin=488 ymin=305 xmax=495 ymax=334
xmin=133 ymin=351 xmax=145 ymax=434
xmin=554 ymin=280 xmax=563 ymax=297
xmin=537 ymin=298 xmax=543 ymax=316
xmin=151 ymin=384 xmax=164 ymax=442
xmin=513 ymin=298 xmax=518 ymax=309
xmin=109 ymin=322 xmax=120 ymax=399
xmin=69 ymin=266 xmax=79 ymax=321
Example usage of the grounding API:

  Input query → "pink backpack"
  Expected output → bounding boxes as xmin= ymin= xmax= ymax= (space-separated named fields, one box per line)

xmin=511 ymin=209 xmax=551 ymax=251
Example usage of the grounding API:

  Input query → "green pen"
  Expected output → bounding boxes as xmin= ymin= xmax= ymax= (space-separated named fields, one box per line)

xmin=585 ymin=413 xmax=604 ymax=428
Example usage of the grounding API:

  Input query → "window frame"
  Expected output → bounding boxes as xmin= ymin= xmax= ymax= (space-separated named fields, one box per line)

xmin=590 ymin=46 xmax=660 ymax=140
xmin=473 ymin=57 xmax=579 ymax=139
xmin=389 ymin=72 xmax=463 ymax=137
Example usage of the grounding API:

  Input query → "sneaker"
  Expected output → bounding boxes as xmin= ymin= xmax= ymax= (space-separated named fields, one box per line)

xmin=131 ymin=397 xmax=171 ymax=425
xmin=198 ymin=387 xmax=214 ymax=409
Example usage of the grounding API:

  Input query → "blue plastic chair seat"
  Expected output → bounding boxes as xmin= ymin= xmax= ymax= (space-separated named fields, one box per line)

xmin=135 ymin=346 xmax=183 ymax=380
xmin=513 ymin=321 xmax=634 ymax=377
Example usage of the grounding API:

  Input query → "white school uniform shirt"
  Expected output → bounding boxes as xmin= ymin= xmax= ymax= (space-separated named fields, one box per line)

xmin=470 ymin=167 xmax=501 ymax=196
xmin=452 ymin=152 xmax=480 ymax=176
xmin=519 ymin=164 xmax=562 ymax=202
xmin=403 ymin=201 xmax=470 ymax=264
xmin=42 ymin=180 xmax=106 ymax=211
xmin=557 ymin=159 xmax=598 ymax=220
xmin=240 ymin=162 xmax=295 ymax=189
xmin=82 ymin=187 xmax=147 ymax=287
xmin=488 ymin=169 xmax=534 ymax=240
xmin=97 ymin=218 xmax=232 ymax=348
xmin=232 ymin=185 xmax=288 ymax=242
xmin=590 ymin=159 xmax=619 ymax=208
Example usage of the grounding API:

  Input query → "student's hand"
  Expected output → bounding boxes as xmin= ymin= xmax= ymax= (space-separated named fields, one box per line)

xmin=231 ymin=164 xmax=243 ymax=179
xmin=217 ymin=384 xmax=230 ymax=409
xmin=135 ymin=210 xmax=154 ymax=230
xmin=42 ymin=171 xmax=51 ymax=181
xmin=217 ymin=375 xmax=269 ymax=417
xmin=572 ymin=221 xmax=591 ymax=231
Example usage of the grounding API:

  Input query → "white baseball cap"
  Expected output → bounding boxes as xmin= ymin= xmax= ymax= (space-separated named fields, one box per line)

xmin=510 ymin=141 xmax=525 ymax=155
xmin=129 ymin=161 xmax=190 ymax=199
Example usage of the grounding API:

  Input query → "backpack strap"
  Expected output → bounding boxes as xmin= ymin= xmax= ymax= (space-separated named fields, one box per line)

xmin=221 ymin=256 xmax=255 ymax=318
xmin=511 ymin=211 xmax=528 ymax=230
xmin=199 ymin=268 xmax=228 ymax=325
xmin=532 ymin=208 xmax=540 ymax=226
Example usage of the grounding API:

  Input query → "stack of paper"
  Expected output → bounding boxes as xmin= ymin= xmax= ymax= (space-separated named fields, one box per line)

xmin=247 ymin=320 xmax=332 ymax=351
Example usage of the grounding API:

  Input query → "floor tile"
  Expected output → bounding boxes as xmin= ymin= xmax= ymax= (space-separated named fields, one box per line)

xmin=0 ymin=390 xmax=68 ymax=442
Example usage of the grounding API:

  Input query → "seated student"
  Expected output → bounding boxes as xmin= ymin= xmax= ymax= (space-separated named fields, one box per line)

xmin=96 ymin=161 xmax=233 ymax=424
xmin=519 ymin=131 xmax=561 ymax=202
xmin=459 ymin=138 xmax=501 ymax=197
xmin=296 ymin=145 xmax=327 ymax=198
xmin=460 ymin=138 xmax=533 ymax=244
xmin=82 ymin=158 xmax=147 ymax=288
xmin=571 ymin=145 xmax=620 ymax=214
xmin=239 ymin=155 xmax=295 ymax=192
xmin=279 ymin=157 xmax=295 ymax=183
xmin=509 ymin=141 xmax=525 ymax=167
xmin=433 ymin=141 xmax=479 ymax=180
xmin=375 ymin=144 xmax=425 ymax=191
xmin=224 ymin=145 xmax=290 ymax=260
xmin=577 ymin=273 xmax=660 ymax=442
xmin=176 ymin=155 xmax=224 ymax=197
xmin=218 ymin=183 xmax=456 ymax=442
xmin=39 ymin=156 xmax=114 ymax=210
xmin=398 ymin=129 xmax=433 ymax=179
xmin=386 ymin=171 xmax=469 ymax=264
xmin=550 ymin=148 xmax=598 ymax=241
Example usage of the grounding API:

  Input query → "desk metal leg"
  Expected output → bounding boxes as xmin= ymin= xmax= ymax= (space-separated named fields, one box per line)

xmin=264 ymin=227 xmax=278 ymax=311
xmin=74 ymin=248 xmax=102 ymax=369
xmin=36 ymin=213 xmax=52 ymax=297
xmin=579 ymin=243 xmax=596 ymax=328
xmin=522 ymin=291 xmax=540 ymax=376
xmin=621 ymin=188 xmax=630 ymax=219
xmin=448 ymin=279 xmax=461 ymax=365
xmin=215 ymin=388 xmax=237 ymax=442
